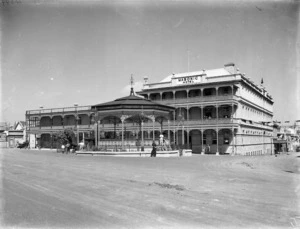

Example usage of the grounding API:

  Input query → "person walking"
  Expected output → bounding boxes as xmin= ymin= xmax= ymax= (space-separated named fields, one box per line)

xmin=151 ymin=140 xmax=157 ymax=157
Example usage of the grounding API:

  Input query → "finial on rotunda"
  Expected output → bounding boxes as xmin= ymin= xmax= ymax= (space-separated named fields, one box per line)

xmin=130 ymin=74 xmax=134 ymax=96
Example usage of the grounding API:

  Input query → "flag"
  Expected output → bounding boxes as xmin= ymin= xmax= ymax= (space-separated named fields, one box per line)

xmin=261 ymin=78 xmax=264 ymax=85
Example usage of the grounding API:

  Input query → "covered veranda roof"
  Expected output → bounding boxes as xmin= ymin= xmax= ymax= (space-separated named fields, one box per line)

xmin=91 ymin=94 xmax=174 ymax=112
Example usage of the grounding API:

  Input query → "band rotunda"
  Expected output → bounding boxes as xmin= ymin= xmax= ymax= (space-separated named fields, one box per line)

xmin=26 ymin=63 xmax=274 ymax=155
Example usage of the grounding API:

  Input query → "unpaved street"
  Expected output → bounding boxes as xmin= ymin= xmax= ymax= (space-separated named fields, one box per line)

xmin=1 ymin=149 xmax=299 ymax=228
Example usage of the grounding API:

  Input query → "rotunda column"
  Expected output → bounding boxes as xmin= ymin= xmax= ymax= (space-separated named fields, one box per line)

xmin=152 ymin=117 xmax=155 ymax=141
xmin=94 ymin=122 xmax=98 ymax=148
xmin=97 ymin=120 xmax=101 ymax=148
xmin=120 ymin=115 xmax=129 ymax=150
xmin=141 ymin=120 xmax=144 ymax=151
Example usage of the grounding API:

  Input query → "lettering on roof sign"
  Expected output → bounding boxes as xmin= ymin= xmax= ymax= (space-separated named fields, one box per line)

xmin=176 ymin=76 xmax=200 ymax=85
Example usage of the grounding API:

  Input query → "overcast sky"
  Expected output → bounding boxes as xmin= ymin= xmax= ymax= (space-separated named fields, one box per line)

xmin=1 ymin=0 xmax=299 ymax=124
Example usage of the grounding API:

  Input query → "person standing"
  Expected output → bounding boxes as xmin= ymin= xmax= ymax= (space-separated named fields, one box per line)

xmin=151 ymin=140 xmax=157 ymax=157
xmin=79 ymin=141 xmax=84 ymax=151
xmin=205 ymin=144 xmax=210 ymax=154
xmin=159 ymin=133 xmax=164 ymax=145
xmin=66 ymin=143 xmax=70 ymax=154
xmin=61 ymin=144 xmax=65 ymax=153
xmin=136 ymin=139 xmax=141 ymax=151
xmin=162 ymin=139 xmax=167 ymax=151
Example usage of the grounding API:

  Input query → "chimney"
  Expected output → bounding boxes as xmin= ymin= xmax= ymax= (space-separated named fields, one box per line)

xmin=143 ymin=76 xmax=148 ymax=85
xmin=224 ymin=63 xmax=236 ymax=74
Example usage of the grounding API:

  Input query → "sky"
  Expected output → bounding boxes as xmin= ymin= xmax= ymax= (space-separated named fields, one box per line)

xmin=1 ymin=0 xmax=299 ymax=124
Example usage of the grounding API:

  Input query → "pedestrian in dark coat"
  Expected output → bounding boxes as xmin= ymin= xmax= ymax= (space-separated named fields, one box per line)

xmin=151 ymin=141 xmax=157 ymax=157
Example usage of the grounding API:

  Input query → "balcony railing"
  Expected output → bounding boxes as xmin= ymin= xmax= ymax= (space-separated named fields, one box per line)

xmin=26 ymin=105 xmax=92 ymax=115
xmin=154 ymin=94 xmax=238 ymax=105
xmin=28 ymin=119 xmax=273 ymax=133
xmin=28 ymin=118 xmax=238 ymax=131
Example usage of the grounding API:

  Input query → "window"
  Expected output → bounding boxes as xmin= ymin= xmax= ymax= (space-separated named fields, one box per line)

xmin=29 ymin=117 xmax=40 ymax=127
xmin=203 ymin=134 xmax=207 ymax=145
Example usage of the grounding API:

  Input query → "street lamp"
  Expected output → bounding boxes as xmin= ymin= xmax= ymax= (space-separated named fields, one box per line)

xmin=140 ymin=111 xmax=145 ymax=152
xmin=74 ymin=103 xmax=79 ymax=144
xmin=178 ymin=108 xmax=185 ymax=148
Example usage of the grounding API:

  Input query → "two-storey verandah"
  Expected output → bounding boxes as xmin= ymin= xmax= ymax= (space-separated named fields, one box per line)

xmin=169 ymin=97 xmax=239 ymax=154
xmin=137 ymin=80 xmax=241 ymax=154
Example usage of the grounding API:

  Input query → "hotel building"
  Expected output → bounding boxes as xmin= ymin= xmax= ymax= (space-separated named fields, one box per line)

xmin=137 ymin=63 xmax=274 ymax=155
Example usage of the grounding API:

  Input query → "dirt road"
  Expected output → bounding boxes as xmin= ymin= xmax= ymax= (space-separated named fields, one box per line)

xmin=1 ymin=149 xmax=299 ymax=228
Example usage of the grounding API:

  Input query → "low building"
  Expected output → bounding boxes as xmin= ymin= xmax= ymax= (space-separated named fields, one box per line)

xmin=3 ymin=121 xmax=27 ymax=148
xmin=276 ymin=121 xmax=300 ymax=152
xmin=6 ymin=130 xmax=25 ymax=148
xmin=0 ymin=123 xmax=7 ymax=148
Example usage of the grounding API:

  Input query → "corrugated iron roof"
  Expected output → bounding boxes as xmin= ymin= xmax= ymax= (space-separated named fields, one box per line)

xmin=92 ymin=94 xmax=174 ymax=112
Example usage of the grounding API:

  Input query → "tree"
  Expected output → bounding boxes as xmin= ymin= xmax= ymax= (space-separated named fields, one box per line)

xmin=53 ymin=128 xmax=76 ymax=146
xmin=272 ymin=123 xmax=280 ymax=129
